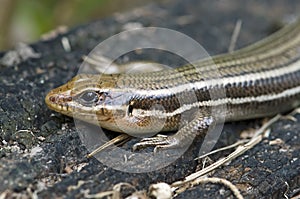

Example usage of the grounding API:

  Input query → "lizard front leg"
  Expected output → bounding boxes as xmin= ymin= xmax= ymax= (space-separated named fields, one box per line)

xmin=133 ymin=114 xmax=215 ymax=153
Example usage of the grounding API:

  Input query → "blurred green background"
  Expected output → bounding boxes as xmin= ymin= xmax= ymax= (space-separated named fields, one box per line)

xmin=0 ymin=0 xmax=163 ymax=51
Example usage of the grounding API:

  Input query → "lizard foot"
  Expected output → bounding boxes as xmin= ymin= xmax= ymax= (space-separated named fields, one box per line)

xmin=133 ymin=134 xmax=179 ymax=153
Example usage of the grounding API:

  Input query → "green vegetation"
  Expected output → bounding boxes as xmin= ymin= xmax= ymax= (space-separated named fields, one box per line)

xmin=0 ymin=0 xmax=160 ymax=50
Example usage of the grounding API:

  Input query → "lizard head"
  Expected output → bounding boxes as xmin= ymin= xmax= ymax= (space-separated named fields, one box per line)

xmin=45 ymin=74 xmax=167 ymax=136
xmin=45 ymin=74 xmax=130 ymax=132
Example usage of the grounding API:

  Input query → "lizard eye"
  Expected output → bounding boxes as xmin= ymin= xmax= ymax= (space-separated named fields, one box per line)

xmin=78 ymin=91 xmax=99 ymax=106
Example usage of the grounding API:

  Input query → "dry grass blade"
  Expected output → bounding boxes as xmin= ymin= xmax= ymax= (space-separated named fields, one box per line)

xmin=87 ymin=134 xmax=131 ymax=158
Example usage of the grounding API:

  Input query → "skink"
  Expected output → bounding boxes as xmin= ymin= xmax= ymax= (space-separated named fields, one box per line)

xmin=45 ymin=19 xmax=300 ymax=150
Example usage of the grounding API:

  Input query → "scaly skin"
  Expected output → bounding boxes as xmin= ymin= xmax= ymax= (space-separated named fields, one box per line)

xmin=46 ymin=19 xmax=300 ymax=150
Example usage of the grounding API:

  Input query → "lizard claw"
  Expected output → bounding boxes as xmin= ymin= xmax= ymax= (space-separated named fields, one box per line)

xmin=133 ymin=134 xmax=178 ymax=153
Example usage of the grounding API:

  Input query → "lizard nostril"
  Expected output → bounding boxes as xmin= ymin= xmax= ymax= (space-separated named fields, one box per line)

xmin=49 ymin=96 xmax=56 ymax=103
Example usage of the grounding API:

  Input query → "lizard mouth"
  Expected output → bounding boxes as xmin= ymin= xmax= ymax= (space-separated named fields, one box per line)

xmin=45 ymin=88 xmax=73 ymax=112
